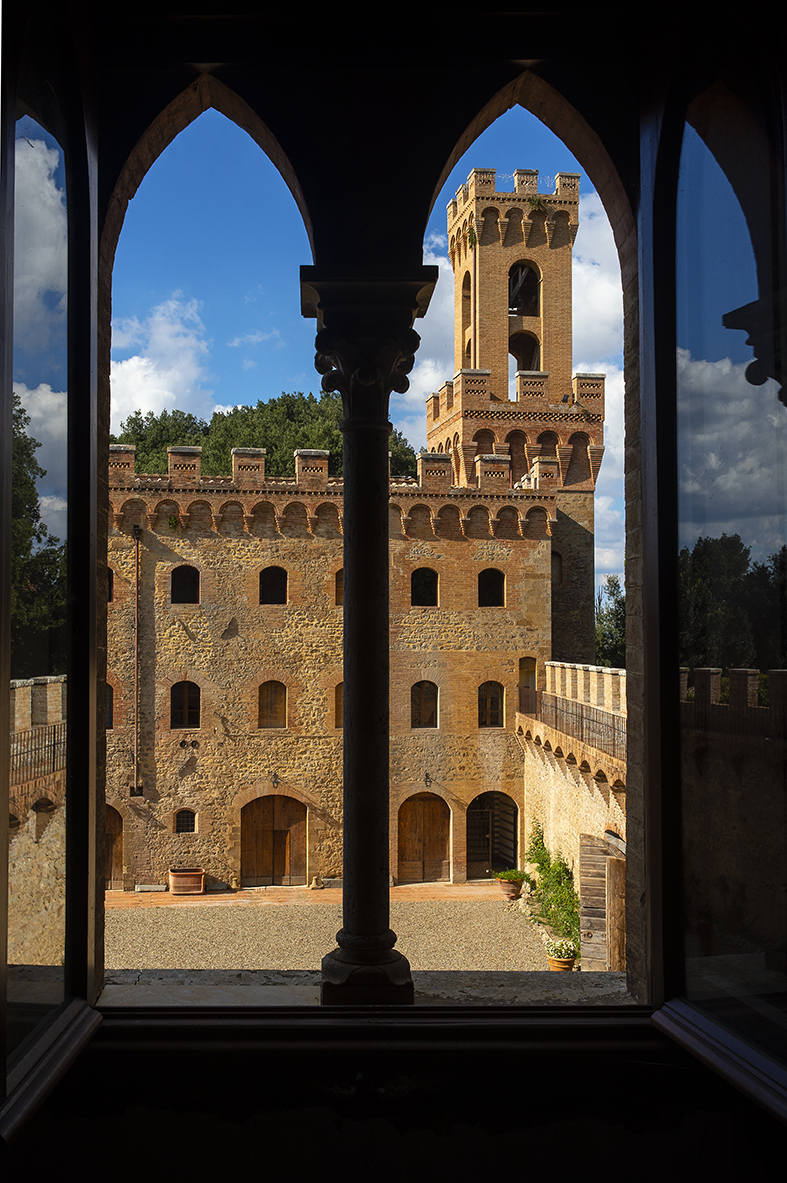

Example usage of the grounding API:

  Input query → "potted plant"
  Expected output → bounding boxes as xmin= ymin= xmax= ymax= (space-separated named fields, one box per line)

xmin=494 ymin=867 xmax=528 ymax=901
xmin=168 ymin=866 xmax=205 ymax=894
xmin=544 ymin=936 xmax=577 ymax=971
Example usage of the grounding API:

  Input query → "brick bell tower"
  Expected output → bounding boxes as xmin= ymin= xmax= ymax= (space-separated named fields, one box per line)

xmin=427 ymin=167 xmax=605 ymax=662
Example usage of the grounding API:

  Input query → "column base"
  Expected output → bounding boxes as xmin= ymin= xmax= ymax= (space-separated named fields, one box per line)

xmin=321 ymin=948 xmax=414 ymax=1005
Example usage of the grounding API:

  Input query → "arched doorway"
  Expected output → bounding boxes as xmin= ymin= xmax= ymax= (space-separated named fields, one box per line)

xmin=241 ymin=795 xmax=307 ymax=886
xmin=105 ymin=806 xmax=124 ymax=889
xmin=466 ymin=791 xmax=518 ymax=879
xmin=397 ymin=792 xmax=450 ymax=883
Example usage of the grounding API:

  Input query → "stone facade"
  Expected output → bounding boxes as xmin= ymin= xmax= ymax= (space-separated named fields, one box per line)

xmin=105 ymin=166 xmax=608 ymax=891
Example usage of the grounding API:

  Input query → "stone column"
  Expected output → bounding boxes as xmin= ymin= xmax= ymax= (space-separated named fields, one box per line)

xmin=304 ymin=268 xmax=436 ymax=1005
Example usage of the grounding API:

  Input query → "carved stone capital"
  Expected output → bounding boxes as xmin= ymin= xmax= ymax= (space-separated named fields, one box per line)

xmin=723 ymin=292 xmax=787 ymax=403
xmin=314 ymin=327 xmax=421 ymax=424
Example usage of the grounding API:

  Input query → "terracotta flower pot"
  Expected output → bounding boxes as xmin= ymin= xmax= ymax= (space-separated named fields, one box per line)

xmin=497 ymin=878 xmax=523 ymax=901
xmin=547 ymin=955 xmax=576 ymax=971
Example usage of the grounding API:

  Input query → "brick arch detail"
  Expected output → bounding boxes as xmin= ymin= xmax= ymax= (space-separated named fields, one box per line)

xmin=232 ymin=781 xmax=323 ymax=815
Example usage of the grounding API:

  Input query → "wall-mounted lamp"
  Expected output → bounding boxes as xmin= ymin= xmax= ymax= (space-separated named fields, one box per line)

xmin=271 ymin=772 xmax=280 ymax=789
xmin=424 ymin=772 xmax=432 ymax=787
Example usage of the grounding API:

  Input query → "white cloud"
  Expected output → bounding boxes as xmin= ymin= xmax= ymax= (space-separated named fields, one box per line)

xmin=572 ymin=192 xmax=623 ymax=365
xmin=390 ymin=234 xmax=455 ymax=451
xmin=14 ymin=380 xmax=68 ymax=493
xmin=227 ymin=329 xmax=281 ymax=347
xmin=14 ymin=137 xmax=67 ymax=353
xmin=677 ymin=348 xmax=787 ymax=559
xmin=110 ymin=296 xmax=215 ymax=433
xmin=39 ymin=495 xmax=68 ymax=544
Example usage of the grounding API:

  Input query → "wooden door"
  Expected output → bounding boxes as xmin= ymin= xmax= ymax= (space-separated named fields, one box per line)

xmin=397 ymin=792 xmax=450 ymax=883
xmin=241 ymin=795 xmax=307 ymax=885
xmin=105 ymin=805 xmax=124 ymax=889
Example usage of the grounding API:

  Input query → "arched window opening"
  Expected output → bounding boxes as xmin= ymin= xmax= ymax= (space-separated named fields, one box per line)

xmin=537 ymin=431 xmax=558 ymax=456
xmin=260 ymin=566 xmax=287 ymax=604
xmin=175 ymin=809 xmax=196 ymax=834
xmin=508 ymin=262 xmax=539 ymax=316
xmin=335 ymin=682 xmax=343 ymax=728
xmin=171 ymin=565 xmax=199 ymax=604
xmin=552 ymin=551 xmax=563 ymax=585
xmin=509 ymin=330 xmax=540 ymax=372
xmin=107 ymin=567 xmax=114 ymax=602
xmin=473 ymin=429 xmax=495 ymax=455
xmin=106 ymin=683 xmax=114 ymax=730
xmin=259 ymin=680 xmax=287 ymax=728
xmin=411 ymin=681 xmax=438 ymax=728
xmin=171 ymin=681 xmax=200 ymax=729
xmin=411 ymin=567 xmax=438 ymax=607
xmin=478 ymin=568 xmax=504 ymax=607
xmin=478 ymin=680 xmax=504 ymax=727
xmin=335 ymin=568 xmax=343 ymax=606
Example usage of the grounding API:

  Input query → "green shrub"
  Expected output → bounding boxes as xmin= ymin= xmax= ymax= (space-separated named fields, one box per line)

xmin=525 ymin=821 xmax=581 ymax=949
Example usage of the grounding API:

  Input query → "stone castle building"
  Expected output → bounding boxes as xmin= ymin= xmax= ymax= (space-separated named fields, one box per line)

xmin=105 ymin=167 xmax=607 ymax=892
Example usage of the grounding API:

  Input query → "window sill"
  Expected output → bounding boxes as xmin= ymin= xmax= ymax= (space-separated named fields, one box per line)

xmin=1 ymin=999 xmax=101 ymax=1144
xmin=652 ymin=998 xmax=787 ymax=1125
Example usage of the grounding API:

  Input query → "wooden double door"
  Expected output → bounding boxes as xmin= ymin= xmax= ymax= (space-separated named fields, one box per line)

xmin=397 ymin=792 xmax=450 ymax=883
xmin=241 ymin=795 xmax=307 ymax=886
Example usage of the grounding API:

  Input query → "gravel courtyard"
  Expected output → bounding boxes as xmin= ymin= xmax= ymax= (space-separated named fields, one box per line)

xmin=106 ymin=897 xmax=548 ymax=972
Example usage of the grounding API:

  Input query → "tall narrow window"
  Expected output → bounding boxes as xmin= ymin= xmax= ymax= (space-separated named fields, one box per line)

xmin=106 ymin=683 xmax=114 ymax=730
xmin=171 ymin=681 xmax=200 ymax=729
xmin=259 ymin=681 xmax=287 ymax=728
xmin=335 ymin=682 xmax=343 ymax=728
xmin=107 ymin=567 xmax=114 ymax=602
xmin=411 ymin=567 xmax=438 ymax=607
xmin=411 ymin=681 xmax=438 ymax=728
xmin=478 ymin=680 xmax=503 ymax=727
xmin=335 ymin=568 xmax=343 ymax=606
xmin=171 ymin=565 xmax=199 ymax=604
xmin=478 ymin=568 xmax=504 ymax=606
xmin=260 ymin=566 xmax=287 ymax=604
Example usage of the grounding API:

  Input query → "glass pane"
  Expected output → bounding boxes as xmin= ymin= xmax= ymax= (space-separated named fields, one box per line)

xmin=8 ymin=116 xmax=68 ymax=1060
xmin=677 ymin=113 xmax=787 ymax=1059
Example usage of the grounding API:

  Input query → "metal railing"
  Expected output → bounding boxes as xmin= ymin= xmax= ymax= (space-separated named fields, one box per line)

xmin=10 ymin=722 xmax=67 ymax=786
xmin=518 ymin=688 xmax=626 ymax=762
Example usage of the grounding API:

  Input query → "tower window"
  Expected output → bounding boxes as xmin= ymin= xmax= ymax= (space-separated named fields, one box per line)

xmin=335 ymin=568 xmax=343 ymax=606
xmin=171 ymin=681 xmax=200 ymax=729
xmin=107 ymin=567 xmax=114 ymax=602
xmin=478 ymin=568 xmax=505 ymax=607
xmin=106 ymin=684 xmax=114 ymax=730
xmin=175 ymin=809 xmax=196 ymax=834
xmin=411 ymin=681 xmax=438 ymax=728
xmin=508 ymin=262 xmax=539 ymax=316
xmin=260 ymin=566 xmax=287 ymax=604
xmin=335 ymin=682 xmax=343 ymax=728
xmin=478 ymin=681 xmax=504 ymax=727
xmin=411 ymin=567 xmax=438 ymax=607
xmin=259 ymin=681 xmax=287 ymax=728
xmin=171 ymin=565 xmax=199 ymax=604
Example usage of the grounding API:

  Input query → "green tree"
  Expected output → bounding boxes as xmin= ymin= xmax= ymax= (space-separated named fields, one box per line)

xmin=678 ymin=534 xmax=755 ymax=669
xmin=595 ymin=573 xmax=626 ymax=668
xmin=11 ymin=393 xmax=67 ymax=677
xmin=113 ymin=391 xmax=418 ymax=478
xmin=110 ymin=407 xmax=209 ymax=474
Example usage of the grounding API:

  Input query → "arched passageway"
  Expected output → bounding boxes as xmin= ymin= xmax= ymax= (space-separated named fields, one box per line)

xmin=241 ymin=795 xmax=307 ymax=886
xmin=466 ymin=791 xmax=518 ymax=879
xmin=397 ymin=792 xmax=450 ymax=883
xmin=105 ymin=806 xmax=124 ymax=889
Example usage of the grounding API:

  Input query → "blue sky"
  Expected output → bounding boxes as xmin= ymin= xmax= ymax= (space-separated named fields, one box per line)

xmin=16 ymin=104 xmax=629 ymax=576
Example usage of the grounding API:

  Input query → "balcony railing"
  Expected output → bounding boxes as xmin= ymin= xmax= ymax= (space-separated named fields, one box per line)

xmin=518 ymin=688 xmax=627 ymax=762
xmin=10 ymin=722 xmax=67 ymax=786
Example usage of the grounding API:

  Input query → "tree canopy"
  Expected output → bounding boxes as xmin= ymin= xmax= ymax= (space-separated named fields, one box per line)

xmin=111 ymin=391 xmax=419 ymax=478
xmin=678 ymin=533 xmax=787 ymax=672
xmin=11 ymin=392 xmax=67 ymax=678
xmin=595 ymin=573 xmax=626 ymax=668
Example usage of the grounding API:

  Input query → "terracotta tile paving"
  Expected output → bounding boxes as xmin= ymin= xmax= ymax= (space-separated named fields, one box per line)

xmin=105 ymin=881 xmax=502 ymax=908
